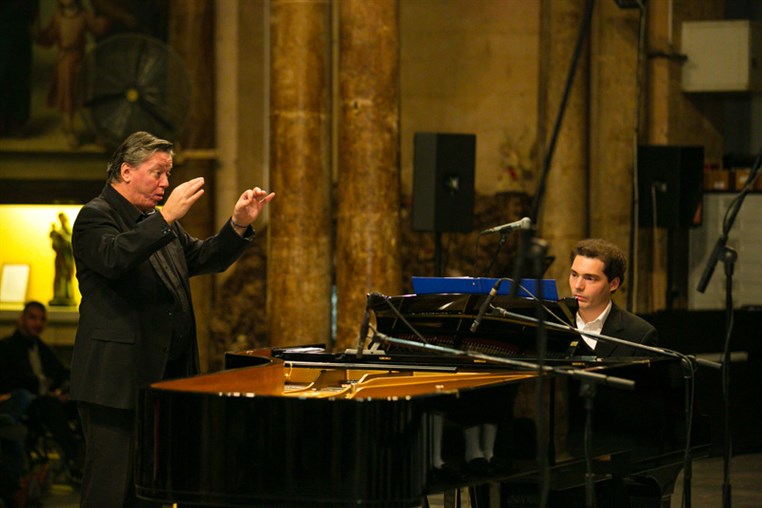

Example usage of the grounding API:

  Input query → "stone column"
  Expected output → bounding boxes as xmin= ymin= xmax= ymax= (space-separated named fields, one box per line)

xmin=537 ymin=0 xmax=589 ymax=297
xmin=588 ymin=1 xmax=641 ymax=308
xmin=215 ymin=0 xmax=240 ymax=231
xmin=336 ymin=0 xmax=401 ymax=351
xmin=534 ymin=0 xmax=591 ymax=459
xmin=169 ymin=0 xmax=217 ymax=371
xmin=268 ymin=0 xmax=333 ymax=346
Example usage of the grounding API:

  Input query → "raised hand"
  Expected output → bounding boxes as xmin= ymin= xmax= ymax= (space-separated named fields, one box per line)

xmin=159 ymin=177 xmax=205 ymax=224
xmin=232 ymin=186 xmax=275 ymax=228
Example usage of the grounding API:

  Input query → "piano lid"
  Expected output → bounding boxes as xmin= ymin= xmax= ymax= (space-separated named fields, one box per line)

xmin=368 ymin=293 xmax=583 ymax=360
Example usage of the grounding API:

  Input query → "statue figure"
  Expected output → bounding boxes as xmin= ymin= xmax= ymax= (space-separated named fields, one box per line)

xmin=49 ymin=212 xmax=75 ymax=306
xmin=34 ymin=0 xmax=111 ymax=147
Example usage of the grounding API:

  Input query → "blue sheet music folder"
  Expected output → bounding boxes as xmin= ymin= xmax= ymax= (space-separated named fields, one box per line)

xmin=412 ymin=277 xmax=559 ymax=301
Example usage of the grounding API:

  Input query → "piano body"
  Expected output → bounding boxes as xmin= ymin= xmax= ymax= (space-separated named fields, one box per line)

xmin=135 ymin=293 xmax=705 ymax=507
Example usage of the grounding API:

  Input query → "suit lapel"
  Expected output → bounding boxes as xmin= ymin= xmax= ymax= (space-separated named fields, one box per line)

xmin=596 ymin=305 xmax=622 ymax=357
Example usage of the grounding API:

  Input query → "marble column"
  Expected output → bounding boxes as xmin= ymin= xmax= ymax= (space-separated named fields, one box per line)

xmin=169 ymin=0 xmax=217 ymax=371
xmin=268 ymin=0 xmax=333 ymax=346
xmin=588 ymin=1 xmax=641 ymax=308
xmin=336 ymin=0 xmax=401 ymax=351
xmin=537 ymin=0 xmax=589 ymax=297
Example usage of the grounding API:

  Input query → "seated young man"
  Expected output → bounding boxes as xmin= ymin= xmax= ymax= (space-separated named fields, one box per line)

xmin=568 ymin=238 xmax=657 ymax=357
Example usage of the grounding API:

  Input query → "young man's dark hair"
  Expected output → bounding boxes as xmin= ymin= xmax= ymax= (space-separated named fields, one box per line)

xmin=569 ymin=238 xmax=627 ymax=290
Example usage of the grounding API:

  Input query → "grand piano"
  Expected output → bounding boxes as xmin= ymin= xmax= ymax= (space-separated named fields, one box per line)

xmin=135 ymin=292 xmax=708 ymax=507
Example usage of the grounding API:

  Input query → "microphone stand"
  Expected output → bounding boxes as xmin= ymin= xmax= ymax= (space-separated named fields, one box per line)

xmin=484 ymin=230 xmax=510 ymax=277
xmin=720 ymin=248 xmax=736 ymax=508
xmin=509 ymin=0 xmax=597 ymax=302
xmin=488 ymin=305 xmax=721 ymax=508
xmin=579 ymin=377 xmax=597 ymax=508
xmin=527 ymin=239 xmax=553 ymax=506
xmin=505 ymin=0 xmax=596 ymax=500
xmin=372 ymin=332 xmax=637 ymax=393
xmin=695 ymin=152 xmax=760 ymax=508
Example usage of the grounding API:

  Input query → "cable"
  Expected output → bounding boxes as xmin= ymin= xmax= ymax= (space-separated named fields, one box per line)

xmin=629 ymin=0 xmax=647 ymax=313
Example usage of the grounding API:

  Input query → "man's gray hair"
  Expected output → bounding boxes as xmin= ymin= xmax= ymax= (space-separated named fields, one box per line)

xmin=106 ymin=131 xmax=174 ymax=184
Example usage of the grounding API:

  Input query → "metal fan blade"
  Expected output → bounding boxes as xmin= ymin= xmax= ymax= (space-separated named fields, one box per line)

xmin=139 ymin=87 xmax=185 ymax=125
xmin=81 ymin=92 xmax=128 ymax=109
xmin=77 ymin=33 xmax=192 ymax=147
xmin=133 ymin=45 xmax=170 ymax=88
xmin=88 ymin=72 xmax=135 ymax=99
xmin=136 ymin=97 xmax=176 ymax=133
xmin=92 ymin=99 xmax=134 ymax=143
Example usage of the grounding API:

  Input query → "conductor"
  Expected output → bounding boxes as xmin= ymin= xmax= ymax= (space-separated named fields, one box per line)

xmin=70 ymin=131 xmax=274 ymax=507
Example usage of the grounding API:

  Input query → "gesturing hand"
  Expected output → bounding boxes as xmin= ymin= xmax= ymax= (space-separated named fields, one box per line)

xmin=160 ymin=177 xmax=205 ymax=224
xmin=232 ymin=187 xmax=275 ymax=228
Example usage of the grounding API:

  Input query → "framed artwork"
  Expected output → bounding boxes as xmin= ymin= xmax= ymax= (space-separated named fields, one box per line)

xmin=0 ymin=0 xmax=170 ymax=153
xmin=0 ymin=263 xmax=30 ymax=304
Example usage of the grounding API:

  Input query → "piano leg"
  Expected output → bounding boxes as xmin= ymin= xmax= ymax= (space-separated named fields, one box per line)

xmin=468 ymin=484 xmax=490 ymax=508
xmin=445 ymin=488 xmax=462 ymax=508
xmin=423 ymin=489 xmax=462 ymax=508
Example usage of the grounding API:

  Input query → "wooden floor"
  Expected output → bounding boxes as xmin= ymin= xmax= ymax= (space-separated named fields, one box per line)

xmin=36 ymin=452 xmax=762 ymax=507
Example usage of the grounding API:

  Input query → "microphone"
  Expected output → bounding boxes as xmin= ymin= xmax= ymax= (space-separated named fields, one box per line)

xmin=470 ymin=279 xmax=505 ymax=332
xmin=696 ymin=237 xmax=725 ymax=293
xmin=480 ymin=217 xmax=532 ymax=235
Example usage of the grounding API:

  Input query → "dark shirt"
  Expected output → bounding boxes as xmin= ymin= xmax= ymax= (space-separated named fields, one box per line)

xmin=0 ymin=330 xmax=69 ymax=395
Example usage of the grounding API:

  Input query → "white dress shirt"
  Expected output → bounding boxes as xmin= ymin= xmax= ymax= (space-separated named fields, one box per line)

xmin=576 ymin=300 xmax=613 ymax=351
xmin=28 ymin=341 xmax=51 ymax=395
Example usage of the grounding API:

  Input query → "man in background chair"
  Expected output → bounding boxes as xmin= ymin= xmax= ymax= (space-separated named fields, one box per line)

xmin=0 ymin=301 xmax=83 ymax=483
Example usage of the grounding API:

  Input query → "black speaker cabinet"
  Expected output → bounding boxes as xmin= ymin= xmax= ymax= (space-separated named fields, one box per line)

xmin=637 ymin=145 xmax=704 ymax=229
xmin=412 ymin=132 xmax=476 ymax=232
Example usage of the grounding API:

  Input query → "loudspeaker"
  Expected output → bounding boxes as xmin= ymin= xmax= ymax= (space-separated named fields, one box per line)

xmin=412 ymin=132 xmax=476 ymax=232
xmin=637 ymin=145 xmax=704 ymax=229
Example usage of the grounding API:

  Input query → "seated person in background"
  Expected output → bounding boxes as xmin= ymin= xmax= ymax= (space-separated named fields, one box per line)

xmin=1 ymin=391 xmax=30 ymax=507
xmin=568 ymin=238 xmax=658 ymax=357
xmin=0 ymin=301 xmax=83 ymax=481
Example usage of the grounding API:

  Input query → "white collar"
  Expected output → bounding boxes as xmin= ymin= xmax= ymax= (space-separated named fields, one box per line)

xmin=577 ymin=300 xmax=613 ymax=328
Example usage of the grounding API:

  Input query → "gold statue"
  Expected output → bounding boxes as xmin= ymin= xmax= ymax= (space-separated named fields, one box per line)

xmin=49 ymin=212 xmax=75 ymax=306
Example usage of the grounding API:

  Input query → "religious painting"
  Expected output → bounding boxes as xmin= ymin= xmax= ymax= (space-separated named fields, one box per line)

xmin=0 ymin=0 xmax=170 ymax=153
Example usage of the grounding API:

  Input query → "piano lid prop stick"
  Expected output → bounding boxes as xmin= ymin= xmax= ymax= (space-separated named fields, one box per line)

xmin=356 ymin=306 xmax=371 ymax=359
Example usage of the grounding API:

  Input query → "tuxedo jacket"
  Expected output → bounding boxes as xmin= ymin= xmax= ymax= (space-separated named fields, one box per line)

xmin=590 ymin=303 xmax=658 ymax=357
xmin=70 ymin=185 xmax=253 ymax=410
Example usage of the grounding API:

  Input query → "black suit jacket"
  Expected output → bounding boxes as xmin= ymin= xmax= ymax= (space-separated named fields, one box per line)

xmin=591 ymin=304 xmax=658 ymax=357
xmin=70 ymin=185 xmax=254 ymax=410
